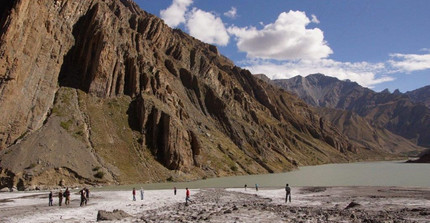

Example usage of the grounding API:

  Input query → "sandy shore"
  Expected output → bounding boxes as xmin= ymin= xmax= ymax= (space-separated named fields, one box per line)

xmin=1 ymin=186 xmax=429 ymax=222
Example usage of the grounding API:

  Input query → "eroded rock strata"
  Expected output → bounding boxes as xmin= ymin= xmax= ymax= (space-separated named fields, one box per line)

xmin=0 ymin=0 xmax=390 ymax=189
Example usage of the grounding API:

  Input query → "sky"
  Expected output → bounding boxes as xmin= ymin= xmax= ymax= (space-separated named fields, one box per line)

xmin=135 ymin=0 xmax=430 ymax=92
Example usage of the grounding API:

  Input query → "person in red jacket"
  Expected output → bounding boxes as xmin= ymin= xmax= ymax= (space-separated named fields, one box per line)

xmin=132 ymin=188 xmax=136 ymax=201
xmin=185 ymin=188 xmax=191 ymax=205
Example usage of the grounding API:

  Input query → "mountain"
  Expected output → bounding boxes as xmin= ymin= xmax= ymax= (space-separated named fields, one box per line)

xmin=405 ymin=85 xmax=430 ymax=108
xmin=0 ymin=0 xmax=388 ymax=190
xmin=270 ymin=74 xmax=430 ymax=148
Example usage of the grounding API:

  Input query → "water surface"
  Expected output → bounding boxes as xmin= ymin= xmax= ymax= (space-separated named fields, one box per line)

xmin=101 ymin=161 xmax=430 ymax=190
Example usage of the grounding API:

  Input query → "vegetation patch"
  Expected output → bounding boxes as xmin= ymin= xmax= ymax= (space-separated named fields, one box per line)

xmin=60 ymin=120 xmax=73 ymax=130
xmin=94 ymin=171 xmax=105 ymax=179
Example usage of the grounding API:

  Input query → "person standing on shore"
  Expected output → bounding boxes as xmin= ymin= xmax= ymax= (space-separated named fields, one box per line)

xmin=85 ymin=188 xmax=89 ymax=204
xmin=58 ymin=190 xmax=63 ymax=206
xmin=255 ymin=184 xmax=259 ymax=191
xmin=285 ymin=184 xmax=291 ymax=203
xmin=140 ymin=187 xmax=144 ymax=200
xmin=64 ymin=188 xmax=70 ymax=205
xmin=185 ymin=188 xmax=190 ymax=205
xmin=48 ymin=191 xmax=53 ymax=206
xmin=245 ymin=184 xmax=247 ymax=191
xmin=80 ymin=188 xmax=87 ymax=206
xmin=132 ymin=188 xmax=136 ymax=201
xmin=174 ymin=186 xmax=177 ymax=195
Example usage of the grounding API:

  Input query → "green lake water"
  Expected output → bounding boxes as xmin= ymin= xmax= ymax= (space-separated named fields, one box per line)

xmin=99 ymin=161 xmax=430 ymax=191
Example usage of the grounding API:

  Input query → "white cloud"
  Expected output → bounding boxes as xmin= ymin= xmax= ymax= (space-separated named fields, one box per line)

xmin=311 ymin=14 xmax=320 ymax=24
xmin=160 ymin=0 xmax=193 ymax=27
xmin=228 ymin=10 xmax=332 ymax=61
xmin=389 ymin=53 xmax=430 ymax=73
xmin=242 ymin=59 xmax=393 ymax=88
xmin=224 ymin=7 xmax=237 ymax=19
xmin=186 ymin=8 xmax=230 ymax=46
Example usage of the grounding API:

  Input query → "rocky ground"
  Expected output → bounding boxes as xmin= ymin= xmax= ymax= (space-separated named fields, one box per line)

xmin=138 ymin=187 xmax=430 ymax=222
xmin=1 ymin=187 xmax=429 ymax=222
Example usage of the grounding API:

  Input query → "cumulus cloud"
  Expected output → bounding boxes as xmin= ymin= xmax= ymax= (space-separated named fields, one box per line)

xmin=186 ymin=8 xmax=230 ymax=46
xmin=224 ymin=7 xmax=237 ymax=18
xmin=242 ymin=59 xmax=393 ymax=88
xmin=389 ymin=53 xmax=430 ymax=72
xmin=228 ymin=10 xmax=332 ymax=61
xmin=160 ymin=0 xmax=193 ymax=27
xmin=311 ymin=14 xmax=320 ymax=24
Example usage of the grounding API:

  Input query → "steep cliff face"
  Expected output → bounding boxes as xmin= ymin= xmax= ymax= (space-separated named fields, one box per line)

xmin=273 ymin=74 xmax=430 ymax=148
xmin=0 ymin=0 xmax=385 ymax=189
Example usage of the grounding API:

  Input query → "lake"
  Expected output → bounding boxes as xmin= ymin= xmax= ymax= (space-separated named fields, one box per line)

xmin=101 ymin=161 xmax=430 ymax=190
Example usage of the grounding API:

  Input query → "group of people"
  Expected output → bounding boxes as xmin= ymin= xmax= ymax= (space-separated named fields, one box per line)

xmin=132 ymin=187 xmax=145 ymax=201
xmin=132 ymin=186 xmax=191 ymax=205
xmin=48 ymin=184 xmax=290 ymax=207
xmin=48 ymin=187 xmax=89 ymax=207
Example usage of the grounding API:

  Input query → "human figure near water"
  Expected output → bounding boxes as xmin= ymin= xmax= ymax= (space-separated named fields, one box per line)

xmin=132 ymin=188 xmax=136 ymax=201
xmin=58 ymin=190 xmax=63 ymax=206
xmin=140 ymin=187 xmax=144 ymax=200
xmin=244 ymin=184 xmax=247 ymax=191
xmin=48 ymin=191 xmax=53 ymax=206
xmin=174 ymin=186 xmax=177 ymax=195
xmin=80 ymin=188 xmax=87 ymax=206
xmin=64 ymin=188 xmax=70 ymax=205
xmin=185 ymin=188 xmax=191 ymax=205
xmin=285 ymin=183 xmax=291 ymax=203
xmin=255 ymin=184 xmax=259 ymax=191
xmin=85 ymin=188 xmax=90 ymax=204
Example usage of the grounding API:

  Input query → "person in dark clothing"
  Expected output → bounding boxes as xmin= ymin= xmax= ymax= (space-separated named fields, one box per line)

xmin=244 ymin=184 xmax=247 ymax=191
xmin=48 ymin=191 xmax=53 ymax=206
xmin=64 ymin=188 xmax=70 ymax=205
xmin=285 ymin=184 xmax=291 ymax=203
xmin=174 ymin=186 xmax=177 ymax=195
xmin=132 ymin=188 xmax=136 ymax=201
xmin=85 ymin=188 xmax=89 ymax=204
xmin=80 ymin=189 xmax=87 ymax=206
xmin=255 ymin=184 xmax=259 ymax=191
xmin=58 ymin=190 xmax=63 ymax=206
xmin=185 ymin=188 xmax=191 ymax=205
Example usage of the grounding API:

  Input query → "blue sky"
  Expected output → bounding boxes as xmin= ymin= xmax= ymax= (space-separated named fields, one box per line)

xmin=136 ymin=0 xmax=430 ymax=92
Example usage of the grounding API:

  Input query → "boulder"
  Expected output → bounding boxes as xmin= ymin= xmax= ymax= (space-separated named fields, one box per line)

xmin=97 ymin=209 xmax=131 ymax=221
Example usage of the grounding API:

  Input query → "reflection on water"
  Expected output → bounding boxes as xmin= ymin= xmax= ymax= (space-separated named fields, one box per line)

xmin=100 ymin=161 xmax=430 ymax=191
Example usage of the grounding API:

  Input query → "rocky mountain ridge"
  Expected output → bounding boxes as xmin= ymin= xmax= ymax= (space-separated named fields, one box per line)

xmin=271 ymin=74 xmax=430 ymax=148
xmin=0 ymin=0 xmax=395 ymax=190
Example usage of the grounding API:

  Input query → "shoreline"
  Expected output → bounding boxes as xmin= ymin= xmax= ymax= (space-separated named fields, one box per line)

xmin=1 ymin=186 xmax=429 ymax=222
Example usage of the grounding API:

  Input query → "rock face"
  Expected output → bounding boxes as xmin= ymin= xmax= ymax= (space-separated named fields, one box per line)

xmin=405 ymin=85 xmax=430 ymax=109
xmin=0 ymin=0 xmax=391 ymax=188
xmin=97 ymin=209 xmax=131 ymax=221
xmin=272 ymin=74 xmax=430 ymax=148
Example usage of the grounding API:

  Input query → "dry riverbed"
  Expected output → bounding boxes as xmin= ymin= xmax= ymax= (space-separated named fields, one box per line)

xmin=1 ymin=186 xmax=429 ymax=222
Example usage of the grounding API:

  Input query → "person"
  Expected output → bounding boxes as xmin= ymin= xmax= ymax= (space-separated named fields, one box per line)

xmin=58 ymin=190 xmax=63 ymax=206
xmin=132 ymin=188 xmax=136 ymax=201
xmin=48 ymin=191 xmax=53 ymax=206
xmin=64 ymin=188 xmax=70 ymax=205
xmin=140 ymin=187 xmax=144 ymax=200
xmin=85 ymin=188 xmax=90 ymax=204
xmin=244 ymin=184 xmax=247 ymax=191
xmin=185 ymin=188 xmax=191 ymax=205
xmin=285 ymin=184 xmax=291 ymax=203
xmin=80 ymin=188 xmax=87 ymax=206
xmin=255 ymin=184 xmax=259 ymax=191
xmin=174 ymin=186 xmax=177 ymax=195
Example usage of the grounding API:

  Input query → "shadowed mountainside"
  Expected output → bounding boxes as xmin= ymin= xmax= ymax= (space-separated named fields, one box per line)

xmin=0 ymin=0 xmax=395 ymax=189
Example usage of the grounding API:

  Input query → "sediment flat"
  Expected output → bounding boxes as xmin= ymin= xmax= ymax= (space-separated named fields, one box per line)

xmin=1 ymin=186 xmax=429 ymax=222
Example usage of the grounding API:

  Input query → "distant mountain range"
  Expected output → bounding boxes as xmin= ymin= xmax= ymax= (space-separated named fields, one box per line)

xmin=256 ymin=73 xmax=430 ymax=152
